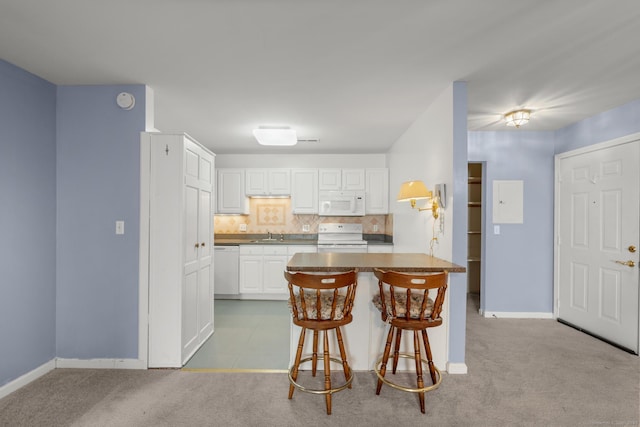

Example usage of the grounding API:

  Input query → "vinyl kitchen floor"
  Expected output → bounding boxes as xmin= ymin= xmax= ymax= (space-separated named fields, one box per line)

xmin=183 ymin=299 xmax=290 ymax=371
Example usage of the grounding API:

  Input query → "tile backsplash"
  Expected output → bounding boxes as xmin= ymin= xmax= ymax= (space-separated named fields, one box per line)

xmin=214 ymin=198 xmax=392 ymax=236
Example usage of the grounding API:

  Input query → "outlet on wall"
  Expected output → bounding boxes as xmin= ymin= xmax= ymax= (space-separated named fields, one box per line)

xmin=302 ymin=224 xmax=310 ymax=232
xmin=373 ymin=224 xmax=379 ymax=232
xmin=239 ymin=224 xmax=247 ymax=232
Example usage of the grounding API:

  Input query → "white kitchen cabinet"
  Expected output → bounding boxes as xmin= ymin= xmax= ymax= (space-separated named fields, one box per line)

xmin=217 ymin=168 xmax=249 ymax=214
xmin=291 ymin=169 xmax=318 ymax=214
xmin=263 ymin=245 xmax=289 ymax=294
xmin=245 ymin=168 xmax=291 ymax=196
xmin=145 ymin=132 xmax=215 ymax=368
xmin=365 ymin=168 xmax=389 ymax=214
xmin=238 ymin=245 xmax=316 ymax=299
xmin=239 ymin=255 xmax=263 ymax=293
xmin=319 ymin=168 xmax=365 ymax=191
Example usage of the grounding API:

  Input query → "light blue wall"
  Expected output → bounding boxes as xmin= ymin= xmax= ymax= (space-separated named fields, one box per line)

xmin=0 ymin=60 xmax=57 ymax=386
xmin=468 ymin=131 xmax=556 ymax=313
xmin=555 ymin=98 xmax=640 ymax=153
xmin=56 ymin=85 xmax=146 ymax=359
xmin=449 ymin=81 xmax=468 ymax=363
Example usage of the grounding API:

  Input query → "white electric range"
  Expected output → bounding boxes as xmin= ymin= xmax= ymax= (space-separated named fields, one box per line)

xmin=316 ymin=223 xmax=368 ymax=253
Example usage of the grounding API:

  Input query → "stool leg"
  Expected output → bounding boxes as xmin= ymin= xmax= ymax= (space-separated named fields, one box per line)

xmin=289 ymin=327 xmax=306 ymax=399
xmin=422 ymin=329 xmax=438 ymax=385
xmin=323 ymin=330 xmax=332 ymax=415
xmin=335 ymin=326 xmax=352 ymax=389
xmin=392 ymin=328 xmax=402 ymax=374
xmin=376 ymin=325 xmax=395 ymax=395
xmin=413 ymin=331 xmax=425 ymax=414
xmin=312 ymin=330 xmax=319 ymax=377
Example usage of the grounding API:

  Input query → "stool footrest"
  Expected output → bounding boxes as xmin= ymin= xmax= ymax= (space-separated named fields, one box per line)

xmin=374 ymin=353 xmax=442 ymax=393
xmin=288 ymin=356 xmax=354 ymax=395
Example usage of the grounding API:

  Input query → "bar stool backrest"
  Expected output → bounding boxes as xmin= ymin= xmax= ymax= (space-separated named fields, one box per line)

xmin=284 ymin=270 xmax=358 ymax=329
xmin=373 ymin=268 xmax=448 ymax=327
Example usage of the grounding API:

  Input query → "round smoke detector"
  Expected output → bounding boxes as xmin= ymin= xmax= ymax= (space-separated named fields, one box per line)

xmin=116 ymin=92 xmax=136 ymax=110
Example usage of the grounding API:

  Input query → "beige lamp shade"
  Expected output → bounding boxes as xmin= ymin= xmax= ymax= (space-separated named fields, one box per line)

xmin=397 ymin=180 xmax=431 ymax=202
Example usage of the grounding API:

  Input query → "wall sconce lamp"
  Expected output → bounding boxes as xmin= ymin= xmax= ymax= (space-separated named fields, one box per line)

xmin=397 ymin=180 xmax=443 ymax=219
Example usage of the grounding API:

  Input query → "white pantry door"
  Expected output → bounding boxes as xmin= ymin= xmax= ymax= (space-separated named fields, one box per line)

xmin=182 ymin=141 xmax=214 ymax=363
xmin=557 ymin=139 xmax=639 ymax=353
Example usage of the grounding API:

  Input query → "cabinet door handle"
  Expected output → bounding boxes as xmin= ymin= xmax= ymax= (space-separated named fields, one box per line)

xmin=201 ymin=242 xmax=206 ymax=247
xmin=195 ymin=243 xmax=200 ymax=248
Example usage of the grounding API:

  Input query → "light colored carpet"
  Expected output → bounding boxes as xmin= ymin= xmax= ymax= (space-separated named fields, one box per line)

xmin=1 ymin=295 xmax=638 ymax=426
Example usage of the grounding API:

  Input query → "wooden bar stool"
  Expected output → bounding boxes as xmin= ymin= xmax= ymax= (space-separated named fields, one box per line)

xmin=284 ymin=270 xmax=358 ymax=415
xmin=372 ymin=268 xmax=448 ymax=414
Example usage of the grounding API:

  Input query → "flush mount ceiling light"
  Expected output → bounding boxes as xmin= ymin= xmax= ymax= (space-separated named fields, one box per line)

xmin=252 ymin=127 xmax=297 ymax=146
xmin=504 ymin=109 xmax=531 ymax=128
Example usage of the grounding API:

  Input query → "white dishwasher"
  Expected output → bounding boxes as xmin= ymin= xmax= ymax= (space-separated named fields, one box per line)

xmin=214 ymin=245 xmax=239 ymax=298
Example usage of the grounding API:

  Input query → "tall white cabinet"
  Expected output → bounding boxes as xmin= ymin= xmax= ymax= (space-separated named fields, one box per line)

xmin=144 ymin=132 xmax=215 ymax=368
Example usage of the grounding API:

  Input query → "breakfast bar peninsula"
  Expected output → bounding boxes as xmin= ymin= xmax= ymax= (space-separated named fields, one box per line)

xmin=286 ymin=252 xmax=465 ymax=372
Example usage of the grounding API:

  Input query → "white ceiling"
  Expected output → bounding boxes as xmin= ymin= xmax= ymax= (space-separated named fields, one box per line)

xmin=2 ymin=0 xmax=640 ymax=154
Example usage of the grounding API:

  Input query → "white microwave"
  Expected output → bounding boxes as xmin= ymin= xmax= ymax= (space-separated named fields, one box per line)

xmin=318 ymin=190 xmax=365 ymax=216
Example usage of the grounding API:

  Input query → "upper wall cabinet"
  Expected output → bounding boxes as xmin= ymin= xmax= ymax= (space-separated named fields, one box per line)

xmin=291 ymin=169 xmax=318 ymax=214
xmin=245 ymin=168 xmax=291 ymax=196
xmin=217 ymin=168 xmax=249 ymax=214
xmin=365 ymin=168 xmax=389 ymax=214
xmin=319 ymin=168 xmax=365 ymax=191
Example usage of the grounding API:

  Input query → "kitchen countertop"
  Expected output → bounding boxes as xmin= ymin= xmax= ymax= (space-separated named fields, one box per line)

xmin=214 ymin=235 xmax=393 ymax=246
xmin=214 ymin=238 xmax=318 ymax=246
xmin=287 ymin=252 xmax=466 ymax=273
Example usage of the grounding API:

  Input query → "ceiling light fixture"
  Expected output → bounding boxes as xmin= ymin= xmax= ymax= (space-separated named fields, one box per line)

xmin=504 ymin=109 xmax=531 ymax=128
xmin=253 ymin=127 xmax=297 ymax=146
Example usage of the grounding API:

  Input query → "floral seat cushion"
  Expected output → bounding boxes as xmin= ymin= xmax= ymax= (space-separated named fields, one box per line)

xmin=290 ymin=291 xmax=347 ymax=321
xmin=372 ymin=291 xmax=434 ymax=319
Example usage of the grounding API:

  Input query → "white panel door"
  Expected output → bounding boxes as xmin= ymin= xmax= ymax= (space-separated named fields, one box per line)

xmin=182 ymin=182 xmax=200 ymax=360
xmin=558 ymin=140 xmax=639 ymax=353
xmin=182 ymin=142 xmax=214 ymax=363
xmin=197 ymin=175 xmax=213 ymax=338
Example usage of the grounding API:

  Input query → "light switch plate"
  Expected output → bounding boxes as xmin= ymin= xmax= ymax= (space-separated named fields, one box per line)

xmin=494 ymin=225 xmax=500 ymax=235
xmin=116 ymin=221 xmax=125 ymax=235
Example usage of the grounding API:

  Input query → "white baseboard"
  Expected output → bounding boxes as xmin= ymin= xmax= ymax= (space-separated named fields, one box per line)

xmin=55 ymin=358 xmax=147 ymax=370
xmin=483 ymin=311 xmax=554 ymax=319
xmin=0 ymin=359 xmax=56 ymax=400
xmin=446 ymin=362 xmax=468 ymax=374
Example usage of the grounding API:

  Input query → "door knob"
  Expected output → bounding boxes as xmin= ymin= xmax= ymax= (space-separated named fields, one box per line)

xmin=629 ymin=245 xmax=637 ymax=253
xmin=614 ymin=260 xmax=635 ymax=267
